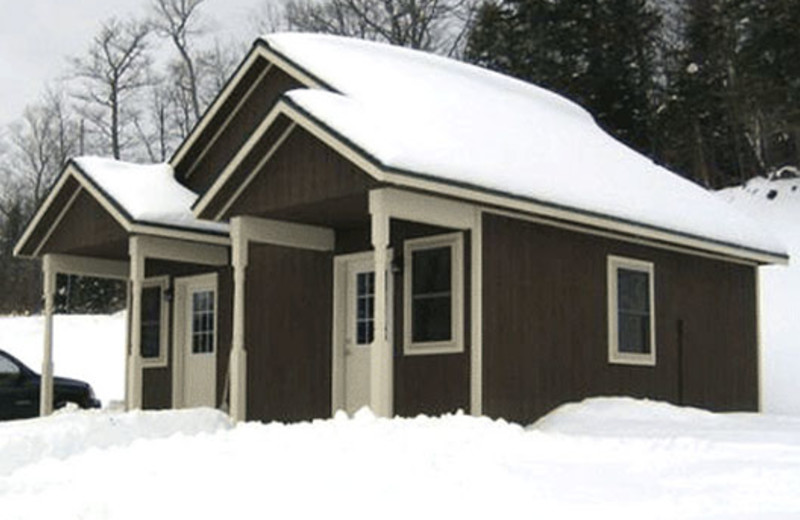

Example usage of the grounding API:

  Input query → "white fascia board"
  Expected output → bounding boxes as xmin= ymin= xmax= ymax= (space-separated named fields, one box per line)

xmin=239 ymin=215 xmax=334 ymax=252
xmin=377 ymin=187 xmax=475 ymax=230
xmin=381 ymin=171 xmax=786 ymax=266
xmin=47 ymin=253 xmax=129 ymax=280
xmin=129 ymin=224 xmax=230 ymax=247
xmin=133 ymin=234 xmax=229 ymax=266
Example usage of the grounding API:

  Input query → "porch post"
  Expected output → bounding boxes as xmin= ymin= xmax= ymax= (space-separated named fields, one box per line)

xmin=369 ymin=191 xmax=392 ymax=417
xmin=127 ymin=237 xmax=144 ymax=410
xmin=229 ymin=218 xmax=248 ymax=422
xmin=40 ymin=254 xmax=56 ymax=416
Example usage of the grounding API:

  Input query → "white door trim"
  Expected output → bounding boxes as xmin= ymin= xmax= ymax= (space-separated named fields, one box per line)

xmin=331 ymin=250 xmax=393 ymax=415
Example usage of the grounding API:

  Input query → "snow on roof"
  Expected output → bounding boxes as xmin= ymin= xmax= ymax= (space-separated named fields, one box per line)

xmin=261 ymin=33 xmax=786 ymax=258
xmin=74 ymin=157 xmax=228 ymax=234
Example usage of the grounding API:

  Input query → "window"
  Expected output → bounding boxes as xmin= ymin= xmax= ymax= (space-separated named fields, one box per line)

xmin=356 ymin=271 xmax=375 ymax=345
xmin=191 ymin=289 xmax=216 ymax=354
xmin=140 ymin=277 xmax=169 ymax=367
xmin=404 ymin=233 xmax=464 ymax=355
xmin=607 ymin=256 xmax=656 ymax=366
xmin=0 ymin=353 xmax=20 ymax=387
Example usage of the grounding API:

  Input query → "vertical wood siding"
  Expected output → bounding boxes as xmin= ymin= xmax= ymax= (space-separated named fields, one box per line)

xmin=176 ymin=62 xmax=302 ymax=193
xmin=245 ymin=243 xmax=333 ymax=422
xmin=481 ymin=213 xmax=758 ymax=425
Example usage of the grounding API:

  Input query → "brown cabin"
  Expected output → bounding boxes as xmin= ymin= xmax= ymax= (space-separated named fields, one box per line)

xmin=15 ymin=34 xmax=787 ymax=425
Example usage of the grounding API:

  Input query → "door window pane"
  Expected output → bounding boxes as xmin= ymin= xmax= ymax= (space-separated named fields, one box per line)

xmin=355 ymin=271 xmax=374 ymax=345
xmin=192 ymin=290 xmax=215 ymax=354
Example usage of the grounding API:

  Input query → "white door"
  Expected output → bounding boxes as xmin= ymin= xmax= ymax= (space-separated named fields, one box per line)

xmin=336 ymin=254 xmax=392 ymax=415
xmin=175 ymin=273 xmax=218 ymax=409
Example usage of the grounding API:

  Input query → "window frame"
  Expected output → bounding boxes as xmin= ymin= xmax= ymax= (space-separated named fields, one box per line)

xmin=607 ymin=255 xmax=656 ymax=366
xmin=140 ymin=276 xmax=170 ymax=368
xmin=403 ymin=232 xmax=464 ymax=355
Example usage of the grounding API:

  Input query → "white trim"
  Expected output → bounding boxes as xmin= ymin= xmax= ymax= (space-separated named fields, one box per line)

xmin=384 ymin=171 xmax=786 ymax=266
xmin=183 ymin=64 xmax=273 ymax=179
xmin=755 ymin=266 xmax=763 ymax=412
xmin=380 ymin=188 xmax=474 ymax=230
xmin=607 ymin=255 xmax=657 ymax=366
xmin=172 ymin=272 xmax=219 ymax=409
xmin=215 ymin=122 xmax=297 ymax=220
xmin=32 ymin=187 xmax=82 ymax=258
xmin=15 ymin=169 xmax=79 ymax=257
xmin=236 ymin=215 xmax=335 ymax=252
xmin=39 ymin=255 xmax=56 ymax=417
xmin=128 ymin=225 xmax=230 ymax=247
xmin=46 ymin=254 xmax=129 ymax=279
xmin=331 ymin=250 xmax=394 ymax=415
xmin=403 ymin=232 xmax=465 ymax=356
xmin=369 ymin=192 xmax=392 ymax=416
xmin=140 ymin=276 xmax=170 ymax=368
xmin=132 ymin=234 xmax=229 ymax=266
xmin=470 ymin=209 xmax=483 ymax=416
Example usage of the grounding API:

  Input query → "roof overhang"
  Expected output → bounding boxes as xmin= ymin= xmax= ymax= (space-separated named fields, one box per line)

xmin=185 ymin=38 xmax=787 ymax=267
xmin=14 ymin=160 xmax=230 ymax=259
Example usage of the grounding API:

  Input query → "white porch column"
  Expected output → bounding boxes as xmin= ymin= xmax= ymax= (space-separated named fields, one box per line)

xmin=40 ymin=254 xmax=56 ymax=416
xmin=369 ymin=191 xmax=392 ymax=417
xmin=229 ymin=217 xmax=248 ymax=423
xmin=127 ymin=237 xmax=144 ymax=410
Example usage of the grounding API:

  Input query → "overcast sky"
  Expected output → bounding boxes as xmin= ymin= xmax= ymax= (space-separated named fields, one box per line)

xmin=0 ymin=0 xmax=264 ymax=129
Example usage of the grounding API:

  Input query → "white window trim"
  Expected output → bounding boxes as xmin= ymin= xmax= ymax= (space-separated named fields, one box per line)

xmin=141 ymin=276 xmax=170 ymax=368
xmin=607 ymin=255 xmax=656 ymax=366
xmin=404 ymin=232 xmax=464 ymax=355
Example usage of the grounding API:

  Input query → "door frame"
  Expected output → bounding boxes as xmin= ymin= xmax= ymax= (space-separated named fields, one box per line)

xmin=171 ymin=272 xmax=219 ymax=409
xmin=331 ymin=250 xmax=393 ymax=414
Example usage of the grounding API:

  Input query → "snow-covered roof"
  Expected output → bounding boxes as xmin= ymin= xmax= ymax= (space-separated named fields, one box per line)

xmin=260 ymin=33 xmax=785 ymax=260
xmin=74 ymin=157 xmax=228 ymax=234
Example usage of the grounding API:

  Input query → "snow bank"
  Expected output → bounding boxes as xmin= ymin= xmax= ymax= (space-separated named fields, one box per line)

xmin=0 ymin=313 xmax=126 ymax=406
xmin=2 ymin=399 xmax=799 ymax=519
xmin=718 ymin=176 xmax=800 ymax=414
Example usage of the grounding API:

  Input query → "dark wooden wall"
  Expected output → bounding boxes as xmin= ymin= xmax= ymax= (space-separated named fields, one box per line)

xmin=481 ymin=213 xmax=759 ymax=425
xmin=245 ymin=243 xmax=333 ymax=422
xmin=141 ymin=260 xmax=233 ymax=410
xmin=176 ymin=61 xmax=303 ymax=194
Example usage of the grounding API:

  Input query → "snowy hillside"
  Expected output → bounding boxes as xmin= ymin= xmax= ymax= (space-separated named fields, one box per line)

xmin=718 ymin=171 xmax=800 ymax=415
xmin=1 ymin=398 xmax=799 ymax=519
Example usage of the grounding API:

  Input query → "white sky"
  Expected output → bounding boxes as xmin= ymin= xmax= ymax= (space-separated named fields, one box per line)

xmin=0 ymin=0 xmax=266 ymax=128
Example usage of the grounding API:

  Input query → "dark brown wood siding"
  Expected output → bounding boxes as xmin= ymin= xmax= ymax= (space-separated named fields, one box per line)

xmin=391 ymin=221 xmax=471 ymax=417
xmin=39 ymin=188 xmax=128 ymax=260
xmin=482 ymin=213 xmax=759 ymax=425
xmin=177 ymin=64 xmax=303 ymax=194
xmin=141 ymin=260 xmax=233 ymax=410
xmin=245 ymin=243 xmax=332 ymax=422
xmin=225 ymin=127 xmax=376 ymax=222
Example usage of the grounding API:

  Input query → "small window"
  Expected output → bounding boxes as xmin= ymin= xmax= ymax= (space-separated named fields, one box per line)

xmin=356 ymin=271 xmax=375 ymax=345
xmin=404 ymin=233 xmax=464 ymax=355
xmin=607 ymin=256 xmax=655 ymax=365
xmin=140 ymin=277 xmax=169 ymax=367
xmin=191 ymin=289 xmax=216 ymax=354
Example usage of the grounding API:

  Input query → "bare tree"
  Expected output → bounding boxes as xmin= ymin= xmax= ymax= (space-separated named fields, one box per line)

xmin=70 ymin=18 xmax=153 ymax=160
xmin=151 ymin=0 xmax=206 ymax=123
xmin=257 ymin=0 xmax=477 ymax=57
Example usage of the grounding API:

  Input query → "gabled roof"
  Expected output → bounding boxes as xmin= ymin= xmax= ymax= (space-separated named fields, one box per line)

xmin=253 ymin=33 xmax=785 ymax=262
xmin=15 ymin=157 xmax=229 ymax=257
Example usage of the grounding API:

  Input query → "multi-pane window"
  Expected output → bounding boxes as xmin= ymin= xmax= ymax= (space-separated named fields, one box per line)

xmin=404 ymin=233 xmax=464 ymax=355
xmin=191 ymin=290 xmax=215 ymax=354
xmin=356 ymin=271 xmax=375 ymax=345
xmin=140 ymin=286 xmax=162 ymax=359
xmin=608 ymin=256 xmax=656 ymax=365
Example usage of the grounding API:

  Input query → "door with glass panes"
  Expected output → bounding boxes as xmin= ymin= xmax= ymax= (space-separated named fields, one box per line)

xmin=175 ymin=273 xmax=218 ymax=409
xmin=341 ymin=253 xmax=392 ymax=414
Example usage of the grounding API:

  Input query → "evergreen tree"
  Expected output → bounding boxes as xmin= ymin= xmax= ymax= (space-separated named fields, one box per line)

xmin=466 ymin=0 xmax=662 ymax=154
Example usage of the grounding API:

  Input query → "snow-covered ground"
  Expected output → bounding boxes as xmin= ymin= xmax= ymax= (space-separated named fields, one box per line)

xmin=1 ymin=398 xmax=799 ymax=519
xmin=0 ymin=312 xmax=126 ymax=406
xmin=718 ymin=173 xmax=800 ymax=415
